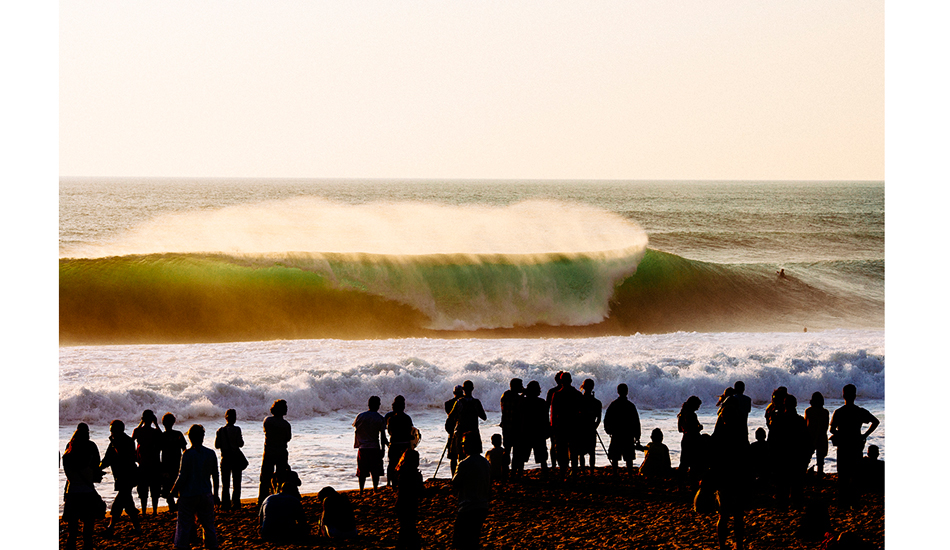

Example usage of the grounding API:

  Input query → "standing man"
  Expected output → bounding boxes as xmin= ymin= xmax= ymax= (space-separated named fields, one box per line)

xmin=257 ymin=399 xmax=292 ymax=509
xmin=445 ymin=385 xmax=465 ymax=475
xmin=215 ymin=408 xmax=246 ymax=511
xmin=354 ymin=395 xmax=388 ymax=493
xmin=603 ymin=383 xmax=641 ymax=472
xmin=499 ymin=378 xmax=524 ymax=467
xmin=171 ymin=424 xmax=220 ymax=550
xmin=452 ymin=432 xmax=491 ymax=550
xmin=829 ymin=384 xmax=880 ymax=506
xmin=511 ymin=380 xmax=550 ymax=478
xmin=578 ymin=379 xmax=603 ymax=471
xmin=384 ymin=395 xmax=413 ymax=487
xmin=447 ymin=380 xmax=487 ymax=457
xmin=549 ymin=372 xmax=583 ymax=477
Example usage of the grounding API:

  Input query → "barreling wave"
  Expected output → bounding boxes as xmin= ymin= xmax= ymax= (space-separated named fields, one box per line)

xmin=59 ymin=248 xmax=883 ymax=345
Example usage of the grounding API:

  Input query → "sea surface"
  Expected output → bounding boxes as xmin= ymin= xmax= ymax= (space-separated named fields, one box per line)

xmin=58 ymin=178 xmax=884 ymax=511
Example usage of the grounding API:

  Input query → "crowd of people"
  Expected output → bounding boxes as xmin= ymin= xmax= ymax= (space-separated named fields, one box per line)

xmin=61 ymin=377 xmax=882 ymax=550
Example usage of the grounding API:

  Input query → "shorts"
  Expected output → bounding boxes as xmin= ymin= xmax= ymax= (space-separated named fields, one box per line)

xmin=608 ymin=437 xmax=636 ymax=463
xmin=357 ymin=448 xmax=383 ymax=478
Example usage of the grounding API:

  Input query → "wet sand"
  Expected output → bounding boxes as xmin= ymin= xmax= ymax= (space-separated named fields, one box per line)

xmin=60 ymin=468 xmax=883 ymax=549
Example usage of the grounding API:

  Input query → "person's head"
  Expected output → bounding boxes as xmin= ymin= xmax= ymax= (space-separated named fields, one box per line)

xmin=867 ymin=445 xmax=879 ymax=460
xmin=162 ymin=412 xmax=176 ymax=429
xmin=368 ymin=396 xmax=381 ymax=411
xmin=810 ymin=391 xmax=824 ymax=408
xmin=843 ymin=384 xmax=857 ymax=403
xmin=225 ymin=408 xmax=237 ymax=424
xmin=525 ymin=380 xmax=541 ymax=397
xmin=717 ymin=386 xmax=734 ymax=406
xmin=186 ymin=424 xmax=205 ymax=446
xmin=651 ymin=428 xmax=663 ymax=443
xmin=491 ymin=433 xmax=502 ymax=448
xmin=755 ymin=427 xmax=766 ymax=441
xmin=734 ymin=381 xmax=745 ymax=395
xmin=271 ymin=399 xmax=288 ymax=417
xmin=66 ymin=423 xmax=90 ymax=454
xmin=109 ymin=419 xmax=125 ymax=436
xmin=560 ymin=372 xmax=573 ymax=386
xmin=685 ymin=396 xmax=702 ymax=411
xmin=581 ymin=378 xmax=595 ymax=394
xmin=460 ymin=431 xmax=479 ymax=457
xmin=392 ymin=395 xmax=406 ymax=413
xmin=786 ymin=394 xmax=798 ymax=413
xmin=510 ymin=378 xmax=524 ymax=393
xmin=140 ymin=409 xmax=157 ymax=426
xmin=396 ymin=448 xmax=420 ymax=474
xmin=317 ymin=486 xmax=338 ymax=502
xmin=462 ymin=380 xmax=474 ymax=395
xmin=453 ymin=385 xmax=464 ymax=398
xmin=617 ymin=383 xmax=628 ymax=397
xmin=554 ymin=371 xmax=565 ymax=386
xmin=281 ymin=470 xmax=302 ymax=492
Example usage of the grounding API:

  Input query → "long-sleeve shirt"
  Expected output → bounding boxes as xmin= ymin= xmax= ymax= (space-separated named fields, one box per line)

xmin=175 ymin=445 xmax=219 ymax=498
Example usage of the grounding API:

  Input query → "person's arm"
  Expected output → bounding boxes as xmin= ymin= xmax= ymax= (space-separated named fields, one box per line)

xmin=863 ymin=412 xmax=880 ymax=439
xmin=594 ymin=401 xmax=602 ymax=430
xmin=170 ymin=450 xmax=188 ymax=497
xmin=477 ymin=401 xmax=487 ymax=421
xmin=212 ymin=454 xmax=220 ymax=504
xmin=829 ymin=411 xmax=839 ymax=436
xmin=236 ymin=427 xmax=244 ymax=448
xmin=214 ymin=428 xmax=224 ymax=450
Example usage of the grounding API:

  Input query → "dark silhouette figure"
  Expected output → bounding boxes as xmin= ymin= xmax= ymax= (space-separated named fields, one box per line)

xmin=709 ymin=436 xmax=751 ymax=550
xmin=485 ymin=434 xmax=509 ymax=483
xmin=385 ymin=395 xmax=414 ymax=487
xmin=805 ymin=392 xmax=830 ymax=476
xmin=511 ymin=380 xmax=550 ymax=478
xmin=354 ymin=395 xmax=387 ymax=492
xmin=445 ymin=385 xmax=465 ymax=475
xmin=721 ymin=381 xmax=752 ymax=445
xmin=545 ymin=372 xmax=565 ymax=468
xmin=259 ymin=471 xmax=308 ymax=543
xmin=257 ymin=399 xmax=292 ymax=509
xmin=677 ymin=396 xmax=704 ymax=485
xmin=603 ymin=383 xmax=641 ymax=472
xmin=861 ymin=445 xmax=884 ymax=494
xmin=317 ymin=486 xmax=357 ymax=539
xmin=452 ymin=432 xmax=491 ymax=550
xmin=639 ymin=428 xmax=672 ymax=478
xmin=100 ymin=419 xmax=143 ymax=537
xmin=447 ymin=380 xmax=488 ymax=458
xmin=159 ymin=413 xmax=187 ymax=512
xmin=578 ymin=378 xmax=603 ymax=470
xmin=395 ymin=449 xmax=425 ymax=550
xmin=774 ymin=394 xmax=811 ymax=507
xmin=171 ymin=424 xmax=220 ymax=550
xmin=549 ymin=372 xmax=583 ymax=476
xmin=63 ymin=423 xmax=104 ymax=550
xmin=829 ymin=384 xmax=880 ymax=506
xmin=499 ymin=378 xmax=524 ymax=468
xmin=215 ymin=408 xmax=246 ymax=511
xmin=765 ymin=387 xmax=788 ymax=436
xmin=748 ymin=427 xmax=770 ymax=487
xmin=131 ymin=409 xmax=163 ymax=515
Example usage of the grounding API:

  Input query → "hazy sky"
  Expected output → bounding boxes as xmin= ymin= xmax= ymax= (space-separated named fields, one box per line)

xmin=59 ymin=1 xmax=884 ymax=180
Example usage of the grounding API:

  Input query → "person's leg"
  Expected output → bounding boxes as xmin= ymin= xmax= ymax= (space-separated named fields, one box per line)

xmin=195 ymin=493 xmax=218 ymax=549
xmin=232 ymin=466 xmax=242 ymax=509
xmin=138 ymin=480 xmax=149 ymax=515
xmin=174 ymin=496 xmax=196 ymax=550
xmin=717 ymin=511 xmax=729 ymax=550
xmin=257 ymin=451 xmax=274 ymax=509
xmin=220 ymin=463 xmax=232 ymax=510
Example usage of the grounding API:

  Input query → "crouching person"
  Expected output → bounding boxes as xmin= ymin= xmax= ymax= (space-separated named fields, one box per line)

xmin=171 ymin=424 xmax=220 ymax=550
xmin=260 ymin=473 xmax=308 ymax=543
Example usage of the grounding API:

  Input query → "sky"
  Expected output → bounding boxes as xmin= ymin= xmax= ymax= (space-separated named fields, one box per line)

xmin=58 ymin=0 xmax=884 ymax=181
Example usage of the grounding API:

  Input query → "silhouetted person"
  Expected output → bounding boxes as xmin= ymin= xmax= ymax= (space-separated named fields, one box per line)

xmin=712 ymin=387 xmax=734 ymax=439
xmin=511 ymin=380 xmax=550 ymax=478
xmin=100 ymin=419 xmax=142 ymax=537
xmin=395 ymin=449 xmax=424 ymax=550
xmin=448 ymin=380 xmax=488 ymax=458
xmin=775 ymin=394 xmax=810 ymax=508
xmin=639 ymin=428 xmax=672 ymax=478
xmin=708 ymin=436 xmax=750 ymax=550
xmin=171 ymin=424 xmax=219 ymax=550
xmin=452 ymin=432 xmax=491 ymax=550
xmin=765 ymin=386 xmax=788 ymax=437
xmin=578 ymin=378 xmax=603 ymax=470
xmin=63 ymin=423 xmax=104 ymax=550
xmin=724 ymin=381 xmax=752 ymax=444
xmin=317 ymin=487 xmax=357 ymax=539
xmin=545 ymin=372 xmax=565 ymax=468
xmin=215 ymin=408 xmax=246 ymax=511
xmin=386 ymin=395 xmax=414 ymax=487
xmin=160 ymin=413 xmax=187 ymax=512
xmin=549 ymin=372 xmax=583 ymax=476
xmin=861 ymin=445 xmax=884 ymax=494
xmin=131 ymin=409 xmax=163 ymax=515
xmin=603 ymin=383 xmax=641 ymax=472
xmin=257 ymin=399 xmax=292 ymax=509
xmin=805 ymin=392 xmax=830 ymax=476
xmin=259 ymin=473 xmax=308 ymax=543
xmin=499 ymin=378 xmax=524 ymax=465
xmin=445 ymin=385 xmax=465 ymax=475
xmin=748 ymin=427 xmax=770 ymax=487
xmin=829 ymin=384 xmax=879 ymax=506
xmin=677 ymin=396 xmax=704 ymax=485
xmin=485 ymin=434 xmax=509 ymax=483
xmin=354 ymin=395 xmax=387 ymax=492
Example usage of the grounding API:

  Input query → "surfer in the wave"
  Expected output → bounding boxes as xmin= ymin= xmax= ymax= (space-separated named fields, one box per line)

xmin=777 ymin=268 xmax=786 ymax=278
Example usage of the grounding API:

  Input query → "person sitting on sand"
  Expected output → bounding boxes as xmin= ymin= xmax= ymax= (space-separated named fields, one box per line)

xmin=160 ymin=412 xmax=188 ymax=512
xmin=447 ymin=380 xmax=488 ymax=457
xmin=385 ymin=395 xmax=414 ymax=488
xmin=804 ymin=392 xmax=830 ymax=476
xmin=578 ymin=378 xmax=603 ymax=471
xmin=100 ymin=419 xmax=143 ymax=537
xmin=829 ymin=384 xmax=880 ymax=506
xmin=639 ymin=428 xmax=672 ymax=478
xmin=63 ymin=423 xmax=104 ymax=550
xmin=259 ymin=472 xmax=308 ymax=543
xmin=131 ymin=409 xmax=163 ymax=515
xmin=257 ymin=399 xmax=292 ymax=509
xmin=171 ymin=424 xmax=220 ymax=550
xmin=603 ymin=383 xmax=641 ymax=472
xmin=395 ymin=449 xmax=425 ymax=550
xmin=861 ymin=445 xmax=884 ymax=494
xmin=317 ymin=486 xmax=357 ymax=539
xmin=354 ymin=395 xmax=388 ymax=493
xmin=215 ymin=408 xmax=247 ymax=511
xmin=485 ymin=434 xmax=509 ymax=483
xmin=511 ymin=380 xmax=550 ymax=478
xmin=452 ymin=431 xmax=492 ymax=550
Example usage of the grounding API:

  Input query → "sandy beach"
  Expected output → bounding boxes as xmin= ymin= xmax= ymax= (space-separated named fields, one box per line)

xmin=60 ymin=467 xmax=883 ymax=549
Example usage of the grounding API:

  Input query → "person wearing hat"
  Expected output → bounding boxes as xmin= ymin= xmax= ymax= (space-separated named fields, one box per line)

xmin=578 ymin=378 xmax=603 ymax=471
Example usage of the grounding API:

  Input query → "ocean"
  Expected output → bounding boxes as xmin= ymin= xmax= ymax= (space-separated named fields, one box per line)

xmin=58 ymin=178 xmax=884 ymax=511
